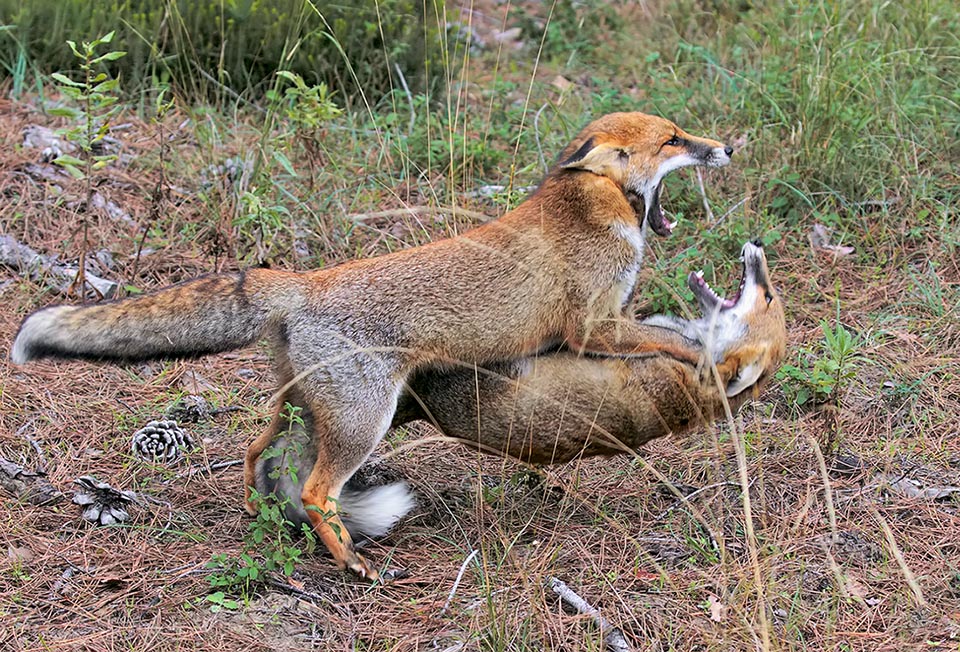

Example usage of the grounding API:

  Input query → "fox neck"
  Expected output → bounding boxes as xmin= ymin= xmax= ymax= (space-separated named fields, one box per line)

xmin=688 ymin=310 xmax=747 ymax=363
xmin=530 ymin=171 xmax=636 ymax=230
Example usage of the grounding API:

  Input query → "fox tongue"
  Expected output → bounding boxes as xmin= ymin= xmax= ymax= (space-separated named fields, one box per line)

xmin=645 ymin=184 xmax=675 ymax=237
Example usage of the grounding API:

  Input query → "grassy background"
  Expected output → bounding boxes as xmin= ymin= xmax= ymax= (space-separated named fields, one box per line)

xmin=0 ymin=0 xmax=958 ymax=649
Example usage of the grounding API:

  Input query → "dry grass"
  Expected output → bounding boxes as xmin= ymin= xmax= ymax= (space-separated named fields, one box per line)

xmin=1 ymin=1 xmax=959 ymax=650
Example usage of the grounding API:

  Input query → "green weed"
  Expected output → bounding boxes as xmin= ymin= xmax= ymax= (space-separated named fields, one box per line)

xmin=48 ymin=31 xmax=125 ymax=181
xmin=778 ymin=319 xmax=862 ymax=411
xmin=203 ymin=488 xmax=316 ymax=607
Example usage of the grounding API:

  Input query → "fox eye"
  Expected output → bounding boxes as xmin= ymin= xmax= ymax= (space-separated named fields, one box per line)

xmin=664 ymin=135 xmax=680 ymax=147
xmin=765 ymin=291 xmax=774 ymax=306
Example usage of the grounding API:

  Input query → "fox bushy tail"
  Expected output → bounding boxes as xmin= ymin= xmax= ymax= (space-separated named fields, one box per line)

xmin=11 ymin=269 xmax=301 ymax=364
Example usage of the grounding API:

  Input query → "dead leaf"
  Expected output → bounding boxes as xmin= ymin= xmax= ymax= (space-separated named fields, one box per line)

xmin=810 ymin=223 xmax=855 ymax=257
xmin=707 ymin=594 xmax=726 ymax=622
xmin=551 ymin=75 xmax=573 ymax=93
xmin=494 ymin=27 xmax=522 ymax=44
xmin=7 ymin=545 xmax=34 ymax=563
xmin=844 ymin=575 xmax=869 ymax=599
xmin=287 ymin=576 xmax=305 ymax=590
xmin=97 ymin=573 xmax=129 ymax=589
xmin=887 ymin=476 xmax=960 ymax=501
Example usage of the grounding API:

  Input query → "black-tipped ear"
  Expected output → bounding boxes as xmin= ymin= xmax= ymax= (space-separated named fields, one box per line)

xmin=559 ymin=135 xmax=625 ymax=175
xmin=560 ymin=136 xmax=598 ymax=168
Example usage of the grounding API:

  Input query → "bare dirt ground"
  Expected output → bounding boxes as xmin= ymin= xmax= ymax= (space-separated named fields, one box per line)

xmin=0 ymin=53 xmax=959 ymax=652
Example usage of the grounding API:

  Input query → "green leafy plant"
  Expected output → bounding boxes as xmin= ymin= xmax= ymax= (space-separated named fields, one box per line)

xmin=777 ymin=318 xmax=863 ymax=453
xmin=778 ymin=320 xmax=862 ymax=410
xmin=267 ymin=71 xmax=343 ymax=186
xmin=46 ymin=31 xmax=126 ymax=298
xmin=203 ymin=590 xmax=240 ymax=613
xmin=203 ymin=410 xmax=315 ymax=608
xmin=271 ymin=71 xmax=343 ymax=133
xmin=234 ymin=186 xmax=294 ymax=263
xmin=204 ymin=488 xmax=315 ymax=607
xmin=49 ymin=30 xmax=125 ymax=181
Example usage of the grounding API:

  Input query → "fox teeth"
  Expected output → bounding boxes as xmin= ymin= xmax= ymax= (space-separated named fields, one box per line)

xmin=667 ymin=219 xmax=678 ymax=231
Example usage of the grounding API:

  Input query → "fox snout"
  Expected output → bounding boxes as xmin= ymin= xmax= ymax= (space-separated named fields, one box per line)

xmin=682 ymin=136 xmax=733 ymax=168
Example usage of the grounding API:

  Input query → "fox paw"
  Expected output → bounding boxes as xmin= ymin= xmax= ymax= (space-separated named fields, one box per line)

xmin=345 ymin=553 xmax=379 ymax=582
xmin=243 ymin=487 xmax=259 ymax=516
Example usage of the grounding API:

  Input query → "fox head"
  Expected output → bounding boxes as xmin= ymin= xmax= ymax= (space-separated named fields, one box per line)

xmin=687 ymin=240 xmax=786 ymax=399
xmin=557 ymin=112 xmax=733 ymax=236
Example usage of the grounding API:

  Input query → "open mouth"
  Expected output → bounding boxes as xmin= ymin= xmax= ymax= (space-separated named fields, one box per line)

xmin=688 ymin=267 xmax=744 ymax=312
xmin=687 ymin=253 xmax=749 ymax=312
xmin=626 ymin=184 xmax=675 ymax=237
xmin=687 ymin=241 xmax=766 ymax=313
xmin=644 ymin=182 xmax=676 ymax=237
xmin=646 ymin=184 xmax=677 ymax=236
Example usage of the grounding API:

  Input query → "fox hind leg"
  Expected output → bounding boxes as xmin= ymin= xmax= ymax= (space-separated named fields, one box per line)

xmin=299 ymin=374 xmax=404 ymax=580
xmin=243 ymin=397 xmax=285 ymax=515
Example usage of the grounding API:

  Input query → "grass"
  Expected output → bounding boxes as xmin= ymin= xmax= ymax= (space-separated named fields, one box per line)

xmin=0 ymin=0 xmax=958 ymax=649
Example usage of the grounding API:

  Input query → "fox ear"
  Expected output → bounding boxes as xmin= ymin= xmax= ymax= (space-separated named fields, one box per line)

xmin=560 ymin=136 xmax=627 ymax=174
xmin=724 ymin=359 xmax=766 ymax=397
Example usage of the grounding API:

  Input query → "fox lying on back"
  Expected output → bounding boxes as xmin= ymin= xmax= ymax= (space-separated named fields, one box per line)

xmin=258 ymin=241 xmax=786 ymax=535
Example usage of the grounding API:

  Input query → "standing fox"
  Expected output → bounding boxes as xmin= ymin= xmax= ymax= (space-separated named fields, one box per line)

xmin=257 ymin=241 xmax=786 ymax=535
xmin=11 ymin=112 xmax=733 ymax=579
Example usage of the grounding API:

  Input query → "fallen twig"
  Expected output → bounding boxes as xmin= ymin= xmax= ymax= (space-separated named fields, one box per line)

xmin=264 ymin=577 xmax=348 ymax=615
xmin=547 ymin=576 xmax=631 ymax=652
xmin=695 ymin=168 xmax=716 ymax=223
xmin=170 ymin=458 xmax=243 ymax=481
xmin=708 ymin=197 xmax=748 ymax=231
xmin=654 ymin=481 xmax=741 ymax=520
xmin=16 ymin=420 xmax=47 ymax=472
xmin=441 ymin=549 xmax=478 ymax=615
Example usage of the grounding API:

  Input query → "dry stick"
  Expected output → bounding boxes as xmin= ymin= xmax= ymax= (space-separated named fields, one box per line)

xmin=709 ymin=360 xmax=771 ymax=651
xmin=870 ymin=506 xmax=928 ymax=608
xmin=808 ymin=435 xmax=840 ymax=544
xmin=440 ymin=549 xmax=478 ymax=615
xmin=695 ymin=168 xmax=716 ymax=223
xmin=533 ymin=103 xmax=549 ymax=174
xmin=709 ymin=197 xmax=748 ymax=231
xmin=547 ymin=577 xmax=631 ymax=652
xmin=393 ymin=63 xmax=416 ymax=136
xmin=264 ymin=577 xmax=348 ymax=615
xmin=172 ymin=459 xmax=242 ymax=481
xmin=654 ymin=481 xmax=742 ymax=520
xmin=16 ymin=419 xmax=46 ymax=471
xmin=132 ymin=118 xmax=167 ymax=283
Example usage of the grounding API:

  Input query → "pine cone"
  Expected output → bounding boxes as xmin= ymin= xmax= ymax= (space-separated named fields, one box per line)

xmin=131 ymin=420 xmax=195 ymax=464
xmin=164 ymin=395 xmax=210 ymax=423
xmin=73 ymin=476 xmax=137 ymax=526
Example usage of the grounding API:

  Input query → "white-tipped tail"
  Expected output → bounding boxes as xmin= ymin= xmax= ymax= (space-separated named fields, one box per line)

xmin=340 ymin=482 xmax=415 ymax=540
xmin=10 ymin=306 xmax=77 ymax=364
